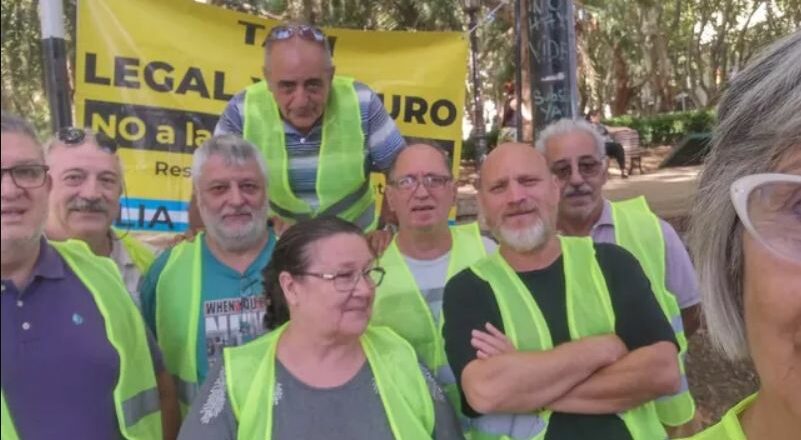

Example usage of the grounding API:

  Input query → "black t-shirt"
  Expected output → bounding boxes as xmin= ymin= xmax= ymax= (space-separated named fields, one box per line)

xmin=442 ymin=243 xmax=677 ymax=440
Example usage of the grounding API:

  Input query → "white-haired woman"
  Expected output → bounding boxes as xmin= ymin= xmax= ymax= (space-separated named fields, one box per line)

xmin=681 ymin=31 xmax=801 ymax=439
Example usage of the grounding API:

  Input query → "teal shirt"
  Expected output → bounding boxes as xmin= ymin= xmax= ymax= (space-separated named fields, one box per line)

xmin=140 ymin=232 xmax=276 ymax=383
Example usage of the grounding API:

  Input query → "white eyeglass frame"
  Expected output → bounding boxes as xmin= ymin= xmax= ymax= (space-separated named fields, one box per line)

xmin=730 ymin=172 xmax=801 ymax=261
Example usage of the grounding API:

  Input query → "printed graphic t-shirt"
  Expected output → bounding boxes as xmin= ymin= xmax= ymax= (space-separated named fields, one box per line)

xmin=141 ymin=232 xmax=276 ymax=383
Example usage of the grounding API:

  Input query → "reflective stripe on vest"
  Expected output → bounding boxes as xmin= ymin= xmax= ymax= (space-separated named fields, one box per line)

xmin=114 ymin=227 xmax=156 ymax=275
xmin=155 ymin=234 xmax=204 ymax=411
xmin=55 ymin=240 xmax=161 ymax=438
xmin=243 ymin=76 xmax=375 ymax=230
xmin=467 ymin=237 xmax=667 ymax=440
xmin=225 ymin=324 xmax=435 ymax=439
xmin=373 ymin=223 xmax=487 ymax=417
xmin=611 ymin=196 xmax=696 ymax=426
xmin=677 ymin=393 xmax=755 ymax=440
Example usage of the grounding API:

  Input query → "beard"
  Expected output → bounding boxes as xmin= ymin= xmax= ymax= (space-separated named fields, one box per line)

xmin=493 ymin=216 xmax=552 ymax=253
xmin=201 ymin=203 xmax=269 ymax=252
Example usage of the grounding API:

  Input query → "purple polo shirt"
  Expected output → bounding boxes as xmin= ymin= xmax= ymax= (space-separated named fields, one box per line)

xmin=1 ymin=238 xmax=162 ymax=440
xmin=591 ymin=199 xmax=701 ymax=308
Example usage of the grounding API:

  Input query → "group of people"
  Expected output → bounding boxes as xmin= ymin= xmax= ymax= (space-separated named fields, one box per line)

xmin=1 ymin=21 xmax=798 ymax=440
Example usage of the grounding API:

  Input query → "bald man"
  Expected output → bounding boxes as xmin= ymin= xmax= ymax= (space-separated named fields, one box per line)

xmin=441 ymin=143 xmax=681 ymax=440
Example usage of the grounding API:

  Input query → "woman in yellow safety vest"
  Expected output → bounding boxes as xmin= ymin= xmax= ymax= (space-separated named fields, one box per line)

xmin=680 ymin=31 xmax=801 ymax=440
xmin=176 ymin=217 xmax=464 ymax=440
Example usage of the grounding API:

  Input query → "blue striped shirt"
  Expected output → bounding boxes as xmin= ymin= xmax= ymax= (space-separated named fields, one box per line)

xmin=214 ymin=81 xmax=405 ymax=211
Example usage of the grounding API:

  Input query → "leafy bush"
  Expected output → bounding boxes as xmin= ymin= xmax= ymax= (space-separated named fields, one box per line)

xmin=604 ymin=110 xmax=716 ymax=147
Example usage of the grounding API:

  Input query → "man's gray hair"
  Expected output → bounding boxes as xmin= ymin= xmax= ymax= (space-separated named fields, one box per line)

xmin=688 ymin=31 xmax=801 ymax=361
xmin=1 ymin=112 xmax=38 ymax=142
xmin=534 ymin=118 xmax=606 ymax=158
xmin=192 ymin=134 xmax=268 ymax=185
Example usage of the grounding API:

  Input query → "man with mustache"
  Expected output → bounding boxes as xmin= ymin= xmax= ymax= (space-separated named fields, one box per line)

xmin=371 ymin=141 xmax=496 ymax=423
xmin=535 ymin=118 xmax=700 ymax=433
xmin=441 ymin=143 xmax=681 ymax=440
xmin=44 ymin=127 xmax=156 ymax=306
xmin=1 ymin=112 xmax=178 ymax=439
xmin=139 ymin=134 xmax=277 ymax=412
xmin=209 ymin=23 xmax=404 ymax=233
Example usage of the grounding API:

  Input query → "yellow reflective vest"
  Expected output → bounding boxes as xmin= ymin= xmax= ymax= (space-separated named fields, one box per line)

xmin=373 ymin=223 xmax=486 ymax=413
xmin=611 ymin=196 xmax=695 ymax=425
xmin=467 ymin=236 xmax=667 ymax=440
xmin=1 ymin=240 xmax=162 ymax=439
xmin=224 ymin=324 xmax=435 ymax=439
xmin=677 ymin=393 xmax=755 ymax=440
xmin=243 ymin=76 xmax=375 ymax=231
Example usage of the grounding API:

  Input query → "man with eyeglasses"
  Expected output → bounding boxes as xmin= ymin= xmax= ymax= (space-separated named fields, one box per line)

xmin=371 ymin=141 xmax=496 ymax=425
xmin=211 ymin=23 xmax=405 ymax=233
xmin=1 ymin=112 xmax=179 ymax=439
xmin=138 ymin=134 xmax=276 ymax=414
xmin=43 ymin=127 xmax=155 ymax=307
xmin=441 ymin=142 xmax=680 ymax=440
xmin=534 ymin=118 xmax=700 ymax=434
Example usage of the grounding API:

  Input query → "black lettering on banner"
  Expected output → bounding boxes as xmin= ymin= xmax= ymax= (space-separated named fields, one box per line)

xmin=84 ymin=100 xmax=218 ymax=153
xmin=377 ymin=94 xmax=458 ymax=127
xmin=430 ymin=99 xmax=457 ymax=126
xmin=144 ymin=61 xmax=175 ymax=92
xmin=114 ymin=57 xmax=141 ymax=88
xmin=155 ymin=161 xmax=169 ymax=175
xmin=238 ymin=20 xmax=265 ymax=45
xmin=148 ymin=206 xmax=173 ymax=229
xmin=85 ymin=53 xmax=111 ymax=85
xmin=81 ymin=53 xmax=239 ymax=102
xmin=175 ymin=67 xmax=210 ymax=98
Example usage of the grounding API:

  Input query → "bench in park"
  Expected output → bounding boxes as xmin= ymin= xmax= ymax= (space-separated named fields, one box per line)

xmin=611 ymin=129 xmax=644 ymax=175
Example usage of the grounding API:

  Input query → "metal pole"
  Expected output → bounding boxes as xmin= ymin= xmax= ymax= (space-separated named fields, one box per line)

xmin=514 ymin=0 xmax=523 ymax=141
xmin=467 ymin=7 xmax=488 ymax=162
xmin=39 ymin=0 xmax=72 ymax=132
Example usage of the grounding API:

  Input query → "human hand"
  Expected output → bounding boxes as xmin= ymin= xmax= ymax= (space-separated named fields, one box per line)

xmin=366 ymin=228 xmax=394 ymax=256
xmin=472 ymin=323 xmax=516 ymax=359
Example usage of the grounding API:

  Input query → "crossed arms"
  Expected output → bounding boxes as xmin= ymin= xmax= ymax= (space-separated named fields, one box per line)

xmin=461 ymin=323 xmax=680 ymax=415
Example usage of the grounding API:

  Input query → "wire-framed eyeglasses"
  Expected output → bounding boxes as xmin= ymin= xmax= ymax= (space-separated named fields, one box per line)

xmin=298 ymin=267 xmax=386 ymax=292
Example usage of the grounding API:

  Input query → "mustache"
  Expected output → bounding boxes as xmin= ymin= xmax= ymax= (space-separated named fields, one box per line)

xmin=564 ymin=184 xmax=593 ymax=197
xmin=68 ymin=198 xmax=110 ymax=213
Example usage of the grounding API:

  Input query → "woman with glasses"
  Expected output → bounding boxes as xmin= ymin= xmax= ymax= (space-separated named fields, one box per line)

xmin=178 ymin=216 xmax=464 ymax=439
xmin=679 ymin=31 xmax=801 ymax=440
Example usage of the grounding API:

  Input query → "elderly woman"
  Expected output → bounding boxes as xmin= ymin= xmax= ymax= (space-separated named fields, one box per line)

xmin=681 ymin=32 xmax=801 ymax=439
xmin=178 ymin=217 xmax=464 ymax=439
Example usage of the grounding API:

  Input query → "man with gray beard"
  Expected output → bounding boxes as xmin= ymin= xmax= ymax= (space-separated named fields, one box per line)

xmin=441 ymin=143 xmax=681 ymax=440
xmin=140 ymin=134 xmax=277 ymax=413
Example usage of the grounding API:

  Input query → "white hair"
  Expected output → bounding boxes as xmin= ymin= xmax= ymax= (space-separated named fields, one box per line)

xmin=191 ymin=134 xmax=268 ymax=186
xmin=688 ymin=31 xmax=801 ymax=361
xmin=534 ymin=118 xmax=606 ymax=158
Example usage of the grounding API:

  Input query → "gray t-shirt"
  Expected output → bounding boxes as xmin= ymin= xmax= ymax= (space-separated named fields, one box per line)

xmin=404 ymin=236 xmax=499 ymax=324
xmin=178 ymin=359 xmax=465 ymax=440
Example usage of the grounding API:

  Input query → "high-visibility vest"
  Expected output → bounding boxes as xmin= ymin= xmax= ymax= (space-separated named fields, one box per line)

xmin=467 ymin=236 xmax=667 ymax=440
xmin=373 ymin=223 xmax=486 ymax=413
xmin=113 ymin=227 xmax=156 ymax=275
xmin=154 ymin=233 xmax=206 ymax=413
xmin=224 ymin=324 xmax=436 ymax=439
xmin=1 ymin=240 xmax=162 ymax=439
xmin=243 ymin=76 xmax=375 ymax=231
xmin=676 ymin=393 xmax=755 ymax=440
xmin=611 ymin=196 xmax=696 ymax=426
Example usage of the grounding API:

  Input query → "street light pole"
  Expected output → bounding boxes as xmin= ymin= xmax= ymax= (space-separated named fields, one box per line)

xmin=464 ymin=0 xmax=487 ymax=162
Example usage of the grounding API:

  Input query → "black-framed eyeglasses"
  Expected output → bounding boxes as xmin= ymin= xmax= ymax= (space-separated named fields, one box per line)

xmin=57 ymin=127 xmax=118 ymax=154
xmin=0 ymin=164 xmax=50 ymax=189
xmin=550 ymin=158 xmax=605 ymax=181
xmin=297 ymin=267 xmax=386 ymax=292
xmin=389 ymin=174 xmax=452 ymax=191
xmin=267 ymin=24 xmax=326 ymax=44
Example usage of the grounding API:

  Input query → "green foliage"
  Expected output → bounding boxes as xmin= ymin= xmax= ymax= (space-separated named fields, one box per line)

xmin=604 ymin=110 xmax=717 ymax=146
